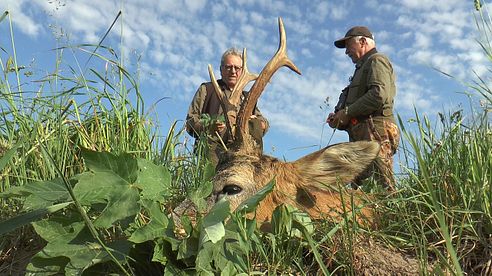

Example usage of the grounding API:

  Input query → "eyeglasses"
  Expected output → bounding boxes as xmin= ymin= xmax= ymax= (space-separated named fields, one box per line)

xmin=222 ymin=65 xmax=243 ymax=72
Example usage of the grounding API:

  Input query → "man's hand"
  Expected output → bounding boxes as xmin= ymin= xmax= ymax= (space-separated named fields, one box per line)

xmin=326 ymin=112 xmax=337 ymax=128
xmin=326 ymin=110 xmax=350 ymax=130
xmin=215 ymin=122 xmax=226 ymax=133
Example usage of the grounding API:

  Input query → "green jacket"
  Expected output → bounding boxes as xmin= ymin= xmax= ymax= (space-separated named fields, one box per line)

xmin=186 ymin=79 xmax=269 ymax=142
xmin=337 ymin=48 xmax=396 ymax=124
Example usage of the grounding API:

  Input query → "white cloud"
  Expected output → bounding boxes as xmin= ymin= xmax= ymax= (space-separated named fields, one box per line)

xmin=184 ymin=0 xmax=207 ymax=13
xmin=414 ymin=32 xmax=431 ymax=48
xmin=0 ymin=0 xmax=42 ymax=37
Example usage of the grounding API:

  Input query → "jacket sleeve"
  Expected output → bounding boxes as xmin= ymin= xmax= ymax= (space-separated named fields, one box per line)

xmin=186 ymin=84 xmax=208 ymax=138
xmin=346 ymin=55 xmax=395 ymax=118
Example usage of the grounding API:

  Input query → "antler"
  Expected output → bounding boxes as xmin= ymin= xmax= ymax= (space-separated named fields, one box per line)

xmin=236 ymin=17 xmax=301 ymax=139
xmin=208 ymin=64 xmax=235 ymax=139
xmin=229 ymin=49 xmax=258 ymax=107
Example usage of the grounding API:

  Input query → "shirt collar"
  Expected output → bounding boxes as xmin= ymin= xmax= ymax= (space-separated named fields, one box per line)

xmin=218 ymin=79 xmax=233 ymax=92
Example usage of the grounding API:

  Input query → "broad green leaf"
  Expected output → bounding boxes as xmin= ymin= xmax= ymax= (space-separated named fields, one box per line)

xmin=32 ymin=219 xmax=129 ymax=275
xmin=202 ymin=222 xmax=225 ymax=245
xmin=73 ymin=171 xmax=140 ymax=228
xmin=192 ymin=180 xmax=213 ymax=200
xmin=176 ymin=235 xmax=199 ymax=261
xmin=73 ymin=171 xmax=123 ymax=204
xmin=0 ymin=178 xmax=70 ymax=211
xmin=32 ymin=219 xmax=86 ymax=244
xmin=93 ymin=186 xmax=139 ymax=228
xmin=202 ymin=160 xmax=215 ymax=182
xmin=26 ymin=255 xmax=67 ymax=276
xmin=153 ymin=240 xmax=169 ymax=265
xmin=136 ymin=158 xmax=172 ymax=201
xmin=190 ymin=180 xmax=213 ymax=211
xmin=164 ymin=261 xmax=194 ymax=276
xmin=34 ymin=240 xmax=128 ymax=275
xmin=0 ymin=202 xmax=73 ymax=236
xmin=221 ymin=262 xmax=239 ymax=276
xmin=81 ymin=148 xmax=138 ymax=182
xmin=200 ymin=198 xmax=229 ymax=244
xmin=202 ymin=197 xmax=230 ymax=228
xmin=129 ymin=201 xmax=169 ymax=243
xmin=180 ymin=215 xmax=193 ymax=235
xmin=196 ymin=228 xmax=246 ymax=274
xmin=235 ymin=178 xmax=275 ymax=213
xmin=195 ymin=241 xmax=215 ymax=274
xmin=291 ymin=207 xmax=314 ymax=235
xmin=216 ymin=229 xmax=248 ymax=273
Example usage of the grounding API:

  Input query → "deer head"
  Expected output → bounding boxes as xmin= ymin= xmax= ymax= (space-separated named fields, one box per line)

xmin=203 ymin=18 xmax=380 ymax=225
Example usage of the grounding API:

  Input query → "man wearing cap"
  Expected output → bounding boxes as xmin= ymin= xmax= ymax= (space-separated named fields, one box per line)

xmin=326 ymin=26 xmax=400 ymax=191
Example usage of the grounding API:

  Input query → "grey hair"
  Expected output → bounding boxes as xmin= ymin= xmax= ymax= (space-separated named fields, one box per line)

xmin=220 ymin=47 xmax=243 ymax=67
xmin=352 ymin=35 xmax=376 ymax=47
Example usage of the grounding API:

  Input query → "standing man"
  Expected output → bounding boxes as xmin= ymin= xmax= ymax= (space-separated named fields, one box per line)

xmin=186 ymin=48 xmax=269 ymax=166
xmin=327 ymin=26 xmax=400 ymax=191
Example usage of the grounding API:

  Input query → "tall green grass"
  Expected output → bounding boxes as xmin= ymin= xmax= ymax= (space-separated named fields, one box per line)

xmin=0 ymin=11 xmax=163 ymax=275
xmin=379 ymin=3 xmax=492 ymax=273
xmin=0 ymin=26 xmax=157 ymax=191
xmin=389 ymin=104 xmax=490 ymax=274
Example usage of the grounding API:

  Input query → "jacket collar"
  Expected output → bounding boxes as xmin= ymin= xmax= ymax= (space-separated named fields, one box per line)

xmin=355 ymin=48 xmax=378 ymax=69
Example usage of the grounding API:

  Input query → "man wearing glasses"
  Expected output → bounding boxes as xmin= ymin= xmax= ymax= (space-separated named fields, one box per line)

xmin=186 ymin=48 xmax=269 ymax=166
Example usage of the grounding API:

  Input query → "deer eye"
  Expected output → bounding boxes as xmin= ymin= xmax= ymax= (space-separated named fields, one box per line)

xmin=222 ymin=185 xmax=242 ymax=195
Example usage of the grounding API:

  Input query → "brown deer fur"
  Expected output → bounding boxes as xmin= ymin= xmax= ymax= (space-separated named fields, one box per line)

xmin=211 ymin=135 xmax=379 ymax=225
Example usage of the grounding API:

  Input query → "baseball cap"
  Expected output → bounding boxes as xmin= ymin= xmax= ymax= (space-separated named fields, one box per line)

xmin=334 ymin=26 xmax=374 ymax=48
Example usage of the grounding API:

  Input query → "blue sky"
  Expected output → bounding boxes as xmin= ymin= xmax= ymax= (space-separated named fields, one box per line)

xmin=0 ymin=0 xmax=487 ymax=165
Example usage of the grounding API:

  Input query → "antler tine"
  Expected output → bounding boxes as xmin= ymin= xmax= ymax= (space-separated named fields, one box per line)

xmin=229 ymin=48 xmax=258 ymax=107
xmin=208 ymin=64 xmax=234 ymax=138
xmin=208 ymin=64 xmax=225 ymax=103
xmin=236 ymin=17 xmax=302 ymax=137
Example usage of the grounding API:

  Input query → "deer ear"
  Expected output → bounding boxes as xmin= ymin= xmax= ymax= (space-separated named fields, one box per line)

xmin=293 ymin=141 xmax=380 ymax=186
